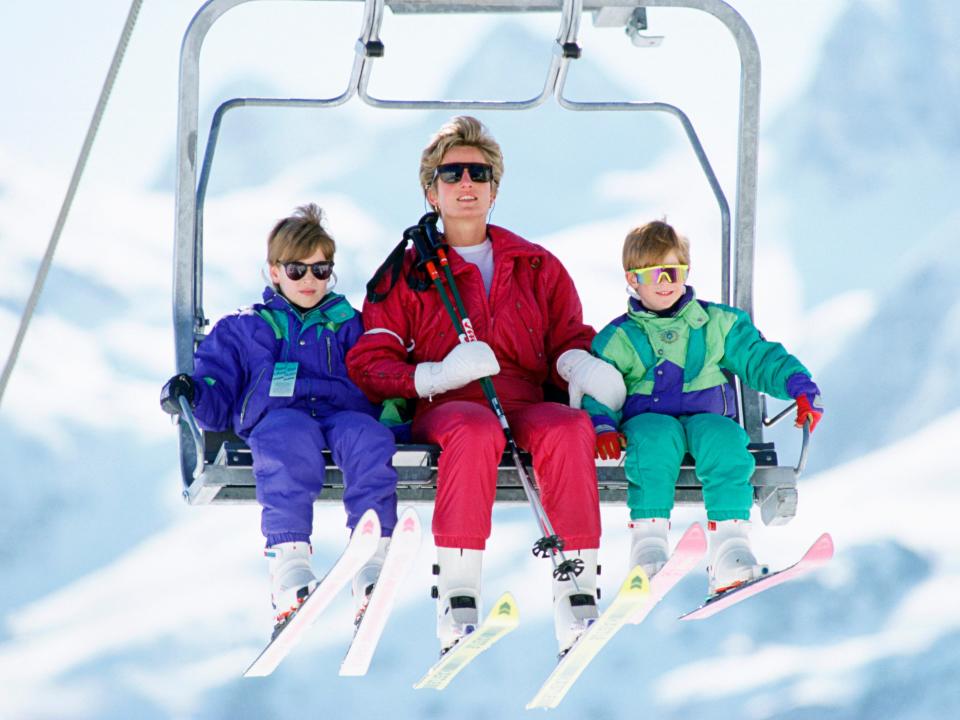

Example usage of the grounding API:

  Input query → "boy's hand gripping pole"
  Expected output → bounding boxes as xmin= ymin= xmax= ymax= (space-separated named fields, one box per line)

xmin=410 ymin=213 xmax=584 ymax=586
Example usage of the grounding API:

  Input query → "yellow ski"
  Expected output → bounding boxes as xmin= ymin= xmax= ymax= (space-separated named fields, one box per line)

xmin=526 ymin=567 xmax=650 ymax=710
xmin=414 ymin=592 xmax=519 ymax=690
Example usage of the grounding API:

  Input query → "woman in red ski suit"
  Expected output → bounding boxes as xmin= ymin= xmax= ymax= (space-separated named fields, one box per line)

xmin=346 ymin=116 xmax=626 ymax=656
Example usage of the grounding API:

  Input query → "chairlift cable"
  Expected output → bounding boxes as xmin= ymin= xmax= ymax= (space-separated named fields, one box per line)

xmin=0 ymin=0 xmax=144 ymax=407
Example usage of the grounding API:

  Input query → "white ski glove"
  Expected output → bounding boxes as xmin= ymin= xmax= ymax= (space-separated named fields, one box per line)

xmin=556 ymin=348 xmax=626 ymax=411
xmin=414 ymin=341 xmax=501 ymax=399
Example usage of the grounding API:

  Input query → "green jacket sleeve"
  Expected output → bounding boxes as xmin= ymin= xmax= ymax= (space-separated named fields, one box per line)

xmin=719 ymin=307 xmax=811 ymax=400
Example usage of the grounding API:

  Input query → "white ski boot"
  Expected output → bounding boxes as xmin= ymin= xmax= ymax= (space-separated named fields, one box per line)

xmin=553 ymin=549 xmax=600 ymax=659
xmin=629 ymin=518 xmax=670 ymax=580
xmin=432 ymin=547 xmax=483 ymax=655
xmin=706 ymin=520 xmax=769 ymax=595
xmin=266 ymin=542 xmax=318 ymax=629
xmin=352 ymin=536 xmax=391 ymax=627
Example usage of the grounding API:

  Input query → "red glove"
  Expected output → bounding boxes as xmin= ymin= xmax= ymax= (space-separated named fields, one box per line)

xmin=596 ymin=432 xmax=624 ymax=460
xmin=795 ymin=394 xmax=823 ymax=433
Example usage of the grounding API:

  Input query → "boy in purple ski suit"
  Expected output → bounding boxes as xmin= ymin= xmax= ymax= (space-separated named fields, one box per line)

xmin=161 ymin=204 xmax=398 ymax=631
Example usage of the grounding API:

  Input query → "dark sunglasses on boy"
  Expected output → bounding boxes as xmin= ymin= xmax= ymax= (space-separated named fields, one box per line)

xmin=433 ymin=162 xmax=494 ymax=184
xmin=280 ymin=260 xmax=334 ymax=281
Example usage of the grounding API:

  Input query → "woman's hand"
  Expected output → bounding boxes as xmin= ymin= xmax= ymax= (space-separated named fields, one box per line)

xmin=557 ymin=349 xmax=626 ymax=410
xmin=414 ymin=341 xmax=501 ymax=399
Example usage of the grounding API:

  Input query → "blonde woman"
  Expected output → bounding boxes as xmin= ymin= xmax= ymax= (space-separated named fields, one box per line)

xmin=347 ymin=117 xmax=625 ymax=658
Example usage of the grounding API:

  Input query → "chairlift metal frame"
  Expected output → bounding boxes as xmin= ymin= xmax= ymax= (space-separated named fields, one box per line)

xmin=173 ymin=0 xmax=808 ymax=524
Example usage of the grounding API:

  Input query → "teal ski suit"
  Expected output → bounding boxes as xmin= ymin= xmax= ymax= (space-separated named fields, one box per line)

xmin=584 ymin=287 xmax=811 ymax=521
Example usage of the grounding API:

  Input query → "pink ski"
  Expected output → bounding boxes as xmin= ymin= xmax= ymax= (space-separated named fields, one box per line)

xmin=679 ymin=532 xmax=834 ymax=621
xmin=244 ymin=509 xmax=381 ymax=677
xmin=340 ymin=507 xmax=422 ymax=676
xmin=628 ymin=522 xmax=707 ymax=625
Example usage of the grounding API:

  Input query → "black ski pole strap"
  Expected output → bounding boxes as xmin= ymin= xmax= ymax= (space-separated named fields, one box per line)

xmin=365 ymin=237 xmax=409 ymax=304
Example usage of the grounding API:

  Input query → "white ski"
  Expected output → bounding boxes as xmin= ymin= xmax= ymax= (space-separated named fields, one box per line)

xmin=340 ymin=506 xmax=422 ymax=676
xmin=413 ymin=591 xmax=520 ymax=691
xmin=244 ymin=509 xmax=381 ymax=678
xmin=526 ymin=566 xmax=651 ymax=710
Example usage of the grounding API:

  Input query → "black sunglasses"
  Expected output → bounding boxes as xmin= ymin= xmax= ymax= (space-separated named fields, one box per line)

xmin=433 ymin=162 xmax=494 ymax=184
xmin=280 ymin=260 xmax=334 ymax=281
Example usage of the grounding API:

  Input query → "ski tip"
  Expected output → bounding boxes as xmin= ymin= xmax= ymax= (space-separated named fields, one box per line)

xmin=808 ymin=532 xmax=835 ymax=562
xmin=681 ymin=522 xmax=707 ymax=550
xmin=393 ymin=506 xmax=423 ymax=539
xmin=398 ymin=505 xmax=420 ymax=525
xmin=622 ymin=565 xmax=651 ymax=596
xmin=356 ymin=508 xmax=382 ymax=537
xmin=489 ymin=591 xmax=519 ymax=622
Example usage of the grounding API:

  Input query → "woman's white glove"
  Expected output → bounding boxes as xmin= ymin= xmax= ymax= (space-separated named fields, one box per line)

xmin=556 ymin=348 xmax=626 ymax=410
xmin=414 ymin=341 xmax=501 ymax=399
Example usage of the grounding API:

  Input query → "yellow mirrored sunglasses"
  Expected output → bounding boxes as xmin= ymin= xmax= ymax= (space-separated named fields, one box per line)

xmin=628 ymin=264 xmax=689 ymax=285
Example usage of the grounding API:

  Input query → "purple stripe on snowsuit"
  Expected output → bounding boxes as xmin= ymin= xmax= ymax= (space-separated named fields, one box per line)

xmin=249 ymin=408 xmax=398 ymax=544
xmin=619 ymin=360 xmax=738 ymax=420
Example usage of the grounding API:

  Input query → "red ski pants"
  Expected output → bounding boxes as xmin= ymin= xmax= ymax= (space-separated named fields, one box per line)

xmin=412 ymin=400 xmax=601 ymax=551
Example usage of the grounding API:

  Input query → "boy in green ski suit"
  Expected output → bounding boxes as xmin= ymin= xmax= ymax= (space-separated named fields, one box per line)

xmin=584 ymin=220 xmax=823 ymax=596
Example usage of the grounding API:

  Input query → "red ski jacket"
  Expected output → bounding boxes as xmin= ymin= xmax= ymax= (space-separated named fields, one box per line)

xmin=346 ymin=225 xmax=595 ymax=416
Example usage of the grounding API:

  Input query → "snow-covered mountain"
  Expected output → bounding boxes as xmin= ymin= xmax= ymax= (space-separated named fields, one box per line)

xmin=764 ymin=0 xmax=960 ymax=469
xmin=769 ymin=0 xmax=960 ymax=304
xmin=2 ymin=1 xmax=959 ymax=718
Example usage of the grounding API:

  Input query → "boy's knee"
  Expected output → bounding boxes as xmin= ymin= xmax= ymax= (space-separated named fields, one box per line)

xmin=624 ymin=413 xmax=685 ymax=452
xmin=250 ymin=408 xmax=315 ymax=445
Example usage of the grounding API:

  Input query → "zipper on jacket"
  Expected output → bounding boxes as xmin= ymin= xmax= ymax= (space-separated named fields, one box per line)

xmin=326 ymin=335 xmax=332 ymax=372
xmin=721 ymin=384 xmax=728 ymax=416
xmin=240 ymin=367 xmax=268 ymax=425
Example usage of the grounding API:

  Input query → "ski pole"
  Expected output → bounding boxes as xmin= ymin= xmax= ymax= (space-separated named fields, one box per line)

xmin=410 ymin=214 xmax=583 ymax=584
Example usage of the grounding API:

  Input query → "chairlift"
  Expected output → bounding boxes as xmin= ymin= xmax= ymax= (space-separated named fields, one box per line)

xmin=172 ymin=0 xmax=809 ymax=526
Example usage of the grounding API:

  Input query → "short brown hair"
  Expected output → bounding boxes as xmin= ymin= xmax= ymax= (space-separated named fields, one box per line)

xmin=622 ymin=220 xmax=690 ymax=270
xmin=267 ymin=203 xmax=335 ymax=265
xmin=419 ymin=116 xmax=504 ymax=196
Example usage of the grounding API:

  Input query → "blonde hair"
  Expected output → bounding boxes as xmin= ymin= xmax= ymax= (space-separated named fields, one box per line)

xmin=267 ymin=203 xmax=336 ymax=265
xmin=419 ymin=116 xmax=504 ymax=197
xmin=622 ymin=220 xmax=690 ymax=270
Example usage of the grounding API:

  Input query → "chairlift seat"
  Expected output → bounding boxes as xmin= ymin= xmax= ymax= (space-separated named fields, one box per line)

xmin=183 ymin=434 xmax=798 ymax=526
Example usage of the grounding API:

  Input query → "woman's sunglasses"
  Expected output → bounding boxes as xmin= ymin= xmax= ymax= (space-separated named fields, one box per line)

xmin=433 ymin=162 xmax=494 ymax=184
xmin=280 ymin=260 xmax=334 ymax=281
xmin=629 ymin=264 xmax=689 ymax=285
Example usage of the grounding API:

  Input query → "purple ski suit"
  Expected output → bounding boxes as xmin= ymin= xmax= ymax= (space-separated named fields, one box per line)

xmin=190 ymin=287 xmax=398 ymax=544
